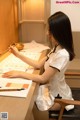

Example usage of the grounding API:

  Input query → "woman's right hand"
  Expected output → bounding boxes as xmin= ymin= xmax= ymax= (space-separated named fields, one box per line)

xmin=9 ymin=46 xmax=19 ymax=57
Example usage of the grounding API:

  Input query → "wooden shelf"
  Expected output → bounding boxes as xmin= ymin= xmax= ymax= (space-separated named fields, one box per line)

xmin=19 ymin=20 xmax=45 ymax=24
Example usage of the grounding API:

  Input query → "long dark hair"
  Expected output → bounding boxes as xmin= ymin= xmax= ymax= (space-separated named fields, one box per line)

xmin=48 ymin=11 xmax=75 ymax=61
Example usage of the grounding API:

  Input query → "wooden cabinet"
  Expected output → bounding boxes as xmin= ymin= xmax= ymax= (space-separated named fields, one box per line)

xmin=19 ymin=0 xmax=51 ymax=44
xmin=0 ymin=0 xmax=18 ymax=55
xmin=22 ymin=0 xmax=50 ymax=22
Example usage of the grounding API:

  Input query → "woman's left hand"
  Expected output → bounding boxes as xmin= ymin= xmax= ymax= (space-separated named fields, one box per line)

xmin=2 ymin=70 xmax=21 ymax=78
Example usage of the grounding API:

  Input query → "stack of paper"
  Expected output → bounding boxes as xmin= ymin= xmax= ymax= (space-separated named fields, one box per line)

xmin=0 ymin=41 xmax=49 ymax=97
xmin=0 ymin=77 xmax=32 ymax=98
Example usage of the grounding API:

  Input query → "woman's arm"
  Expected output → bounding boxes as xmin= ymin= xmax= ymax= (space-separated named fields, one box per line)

xmin=9 ymin=46 xmax=47 ymax=69
xmin=18 ymin=53 xmax=47 ymax=69
xmin=2 ymin=67 xmax=58 ymax=84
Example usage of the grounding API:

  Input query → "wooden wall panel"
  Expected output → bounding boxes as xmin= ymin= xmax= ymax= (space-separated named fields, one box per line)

xmin=0 ymin=0 xmax=18 ymax=54
xmin=20 ymin=0 xmax=51 ymax=45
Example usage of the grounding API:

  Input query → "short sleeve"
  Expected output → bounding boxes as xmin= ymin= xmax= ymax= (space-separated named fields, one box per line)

xmin=49 ymin=51 xmax=69 ymax=71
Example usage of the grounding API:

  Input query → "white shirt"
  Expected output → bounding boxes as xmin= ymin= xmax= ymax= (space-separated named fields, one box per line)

xmin=36 ymin=46 xmax=74 ymax=111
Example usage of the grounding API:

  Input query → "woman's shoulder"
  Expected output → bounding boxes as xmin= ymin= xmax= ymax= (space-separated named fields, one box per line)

xmin=57 ymin=48 xmax=69 ymax=57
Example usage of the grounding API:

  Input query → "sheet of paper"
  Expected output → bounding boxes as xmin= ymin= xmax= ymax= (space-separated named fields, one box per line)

xmin=0 ymin=41 xmax=46 ymax=97
xmin=0 ymin=54 xmax=29 ymax=73
xmin=22 ymin=40 xmax=50 ymax=52
xmin=0 ymin=77 xmax=32 ymax=98
xmin=0 ymin=52 xmax=41 ymax=74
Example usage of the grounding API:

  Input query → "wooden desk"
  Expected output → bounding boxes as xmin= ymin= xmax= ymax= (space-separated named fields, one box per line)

xmin=0 ymin=50 xmax=47 ymax=120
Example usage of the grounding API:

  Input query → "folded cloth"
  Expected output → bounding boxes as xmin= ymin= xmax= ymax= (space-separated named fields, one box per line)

xmin=65 ymin=104 xmax=74 ymax=111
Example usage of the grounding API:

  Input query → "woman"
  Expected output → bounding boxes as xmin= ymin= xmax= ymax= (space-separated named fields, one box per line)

xmin=2 ymin=11 xmax=75 ymax=111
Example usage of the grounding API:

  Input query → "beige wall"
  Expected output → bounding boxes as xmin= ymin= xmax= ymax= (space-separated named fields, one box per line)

xmin=20 ymin=22 xmax=46 ymax=44
xmin=72 ymin=32 xmax=80 ymax=58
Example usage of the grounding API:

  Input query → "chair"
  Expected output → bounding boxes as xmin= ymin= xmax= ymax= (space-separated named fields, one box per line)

xmin=49 ymin=88 xmax=80 ymax=120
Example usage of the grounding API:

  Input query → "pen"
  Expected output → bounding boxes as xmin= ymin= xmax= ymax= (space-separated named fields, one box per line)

xmin=0 ymin=88 xmax=25 ymax=92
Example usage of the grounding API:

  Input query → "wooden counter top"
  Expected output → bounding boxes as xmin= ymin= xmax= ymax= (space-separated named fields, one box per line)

xmin=0 ymin=50 xmax=47 ymax=120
